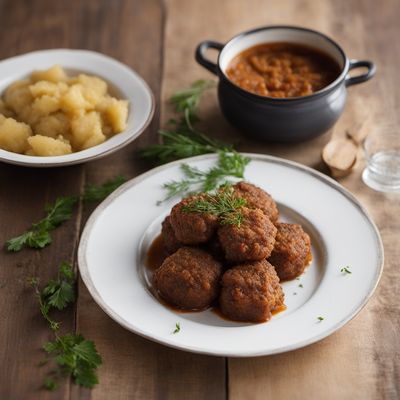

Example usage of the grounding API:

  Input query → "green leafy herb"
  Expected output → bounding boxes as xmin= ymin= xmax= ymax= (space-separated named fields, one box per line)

xmin=141 ymin=80 xmax=232 ymax=163
xmin=182 ymin=184 xmax=247 ymax=227
xmin=317 ymin=316 xmax=324 ymax=322
xmin=29 ymin=262 xmax=101 ymax=390
xmin=28 ymin=262 xmax=75 ymax=332
xmin=83 ymin=175 xmax=126 ymax=203
xmin=170 ymin=79 xmax=215 ymax=115
xmin=43 ymin=333 xmax=102 ymax=389
xmin=298 ymin=284 xmax=304 ymax=288
xmin=6 ymin=175 xmax=127 ymax=253
xmin=341 ymin=266 xmax=352 ymax=274
xmin=6 ymin=196 xmax=78 ymax=252
xmin=173 ymin=322 xmax=181 ymax=334
xmin=43 ymin=377 xmax=58 ymax=391
xmin=161 ymin=151 xmax=250 ymax=203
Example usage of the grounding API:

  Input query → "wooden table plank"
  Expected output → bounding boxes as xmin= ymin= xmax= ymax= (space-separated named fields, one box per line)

xmin=162 ymin=1 xmax=399 ymax=399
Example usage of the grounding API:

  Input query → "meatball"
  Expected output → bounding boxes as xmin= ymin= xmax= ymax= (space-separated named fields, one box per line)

xmin=218 ymin=208 xmax=277 ymax=262
xmin=170 ymin=195 xmax=219 ymax=245
xmin=233 ymin=181 xmax=279 ymax=223
xmin=161 ymin=216 xmax=182 ymax=254
xmin=268 ymin=223 xmax=311 ymax=281
xmin=153 ymin=247 xmax=223 ymax=310
xmin=219 ymin=260 xmax=284 ymax=322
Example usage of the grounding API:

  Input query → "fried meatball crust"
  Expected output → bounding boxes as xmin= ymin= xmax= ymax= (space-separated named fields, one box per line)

xmin=161 ymin=215 xmax=182 ymax=254
xmin=219 ymin=260 xmax=284 ymax=322
xmin=170 ymin=195 xmax=219 ymax=245
xmin=268 ymin=223 xmax=311 ymax=281
xmin=218 ymin=208 xmax=277 ymax=262
xmin=153 ymin=247 xmax=223 ymax=310
xmin=233 ymin=181 xmax=279 ymax=223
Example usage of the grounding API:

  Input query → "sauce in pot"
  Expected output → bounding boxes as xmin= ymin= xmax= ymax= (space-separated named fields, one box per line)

xmin=226 ymin=42 xmax=341 ymax=98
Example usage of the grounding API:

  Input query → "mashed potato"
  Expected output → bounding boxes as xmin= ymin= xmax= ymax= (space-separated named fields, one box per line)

xmin=0 ymin=65 xmax=129 ymax=156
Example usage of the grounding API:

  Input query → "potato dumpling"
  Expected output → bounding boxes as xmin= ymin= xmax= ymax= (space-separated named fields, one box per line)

xmin=0 ymin=117 xmax=32 ymax=153
xmin=27 ymin=135 xmax=72 ymax=156
xmin=98 ymin=97 xmax=128 ymax=133
xmin=4 ymin=80 xmax=33 ymax=114
xmin=29 ymin=81 xmax=68 ymax=98
xmin=61 ymin=84 xmax=94 ymax=114
xmin=71 ymin=111 xmax=105 ymax=150
xmin=0 ymin=99 xmax=14 ymax=117
xmin=35 ymin=113 xmax=70 ymax=138
xmin=0 ymin=65 xmax=129 ymax=156
xmin=32 ymin=95 xmax=60 ymax=117
xmin=31 ymin=65 xmax=67 ymax=83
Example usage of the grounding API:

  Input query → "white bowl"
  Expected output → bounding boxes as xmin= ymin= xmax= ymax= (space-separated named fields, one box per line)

xmin=0 ymin=49 xmax=155 ymax=167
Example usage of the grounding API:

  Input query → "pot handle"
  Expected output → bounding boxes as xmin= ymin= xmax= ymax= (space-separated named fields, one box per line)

xmin=345 ymin=59 xmax=376 ymax=87
xmin=195 ymin=40 xmax=224 ymax=75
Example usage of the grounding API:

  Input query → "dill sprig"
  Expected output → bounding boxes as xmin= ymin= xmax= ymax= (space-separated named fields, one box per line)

xmin=182 ymin=185 xmax=247 ymax=227
xmin=160 ymin=151 xmax=250 ymax=203
xmin=140 ymin=80 xmax=232 ymax=163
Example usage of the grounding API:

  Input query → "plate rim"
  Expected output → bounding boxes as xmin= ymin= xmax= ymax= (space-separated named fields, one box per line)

xmin=0 ymin=48 xmax=155 ymax=167
xmin=78 ymin=153 xmax=384 ymax=357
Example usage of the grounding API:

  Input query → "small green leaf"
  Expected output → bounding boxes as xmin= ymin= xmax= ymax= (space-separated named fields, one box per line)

xmin=173 ymin=322 xmax=181 ymax=334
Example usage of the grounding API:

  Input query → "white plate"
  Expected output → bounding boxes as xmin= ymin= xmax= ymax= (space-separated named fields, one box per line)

xmin=78 ymin=154 xmax=384 ymax=357
xmin=0 ymin=49 xmax=154 ymax=167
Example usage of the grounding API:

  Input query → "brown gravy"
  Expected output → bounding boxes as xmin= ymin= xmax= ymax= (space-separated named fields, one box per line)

xmin=226 ymin=42 xmax=341 ymax=98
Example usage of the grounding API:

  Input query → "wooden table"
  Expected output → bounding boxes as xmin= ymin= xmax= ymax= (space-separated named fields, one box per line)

xmin=1 ymin=1 xmax=399 ymax=399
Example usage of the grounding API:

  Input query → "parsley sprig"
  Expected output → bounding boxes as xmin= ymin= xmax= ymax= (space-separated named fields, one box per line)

xmin=141 ymin=80 xmax=232 ymax=163
xmin=173 ymin=322 xmax=181 ymax=334
xmin=7 ymin=196 xmax=78 ymax=252
xmin=6 ymin=176 xmax=126 ymax=252
xmin=28 ymin=262 xmax=102 ymax=390
xmin=28 ymin=262 xmax=76 ymax=331
xmin=43 ymin=333 xmax=102 ymax=390
xmin=160 ymin=151 xmax=250 ymax=203
xmin=182 ymin=185 xmax=247 ymax=227
xmin=341 ymin=266 xmax=352 ymax=274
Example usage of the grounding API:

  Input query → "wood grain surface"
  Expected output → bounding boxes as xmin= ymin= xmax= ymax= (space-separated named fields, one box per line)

xmin=0 ymin=0 xmax=399 ymax=399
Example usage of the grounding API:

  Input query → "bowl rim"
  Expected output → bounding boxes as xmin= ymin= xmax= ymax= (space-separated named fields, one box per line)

xmin=0 ymin=49 xmax=155 ymax=167
xmin=217 ymin=25 xmax=350 ymax=103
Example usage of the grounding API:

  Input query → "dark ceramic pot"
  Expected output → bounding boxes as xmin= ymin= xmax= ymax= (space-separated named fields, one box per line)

xmin=195 ymin=26 xmax=376 ymax=142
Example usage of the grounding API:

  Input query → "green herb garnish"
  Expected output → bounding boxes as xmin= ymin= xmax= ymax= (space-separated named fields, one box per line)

xmin=298 ymin=284 xmax=304 ymax=288
xmin=28 ymin=262 xmax=76 ymax=331
xmin=43 ymin=333 xmax=102 ymax=389
xmin=29 ymin=262 xmax=101 ymax=390
xmin=182 ymin=184 xmax=247 ymax=227
xmin=141 ymin=80 xmax=232 ymax=163
xmin=173 ymin=322 xmax=181 ymax=334
xmin=161 ymin=151 xmax=250 ymax=203
xmin=341 ymin=266 xmax=352 ymax=274
xmin=6 ymin=196 xmax=78 ymax=252
xmin=83 ymin=175 xmax=126 ymax=203
xmin=6 ymin=176 xmax=127 ymax=252
xmin=317 ymin=316 xmax=324 ymax=322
